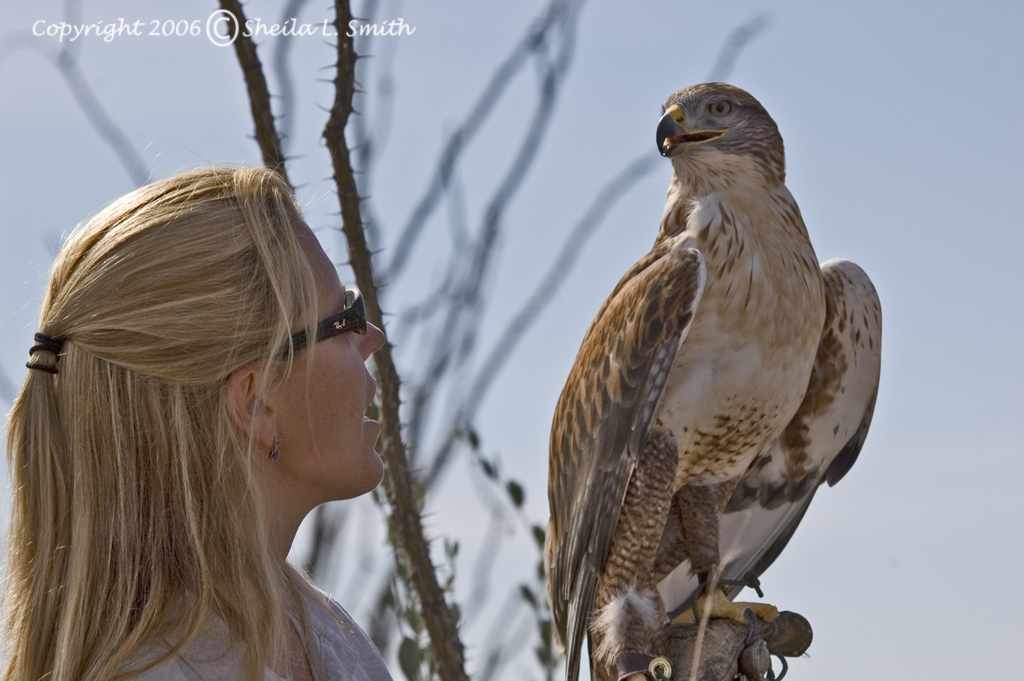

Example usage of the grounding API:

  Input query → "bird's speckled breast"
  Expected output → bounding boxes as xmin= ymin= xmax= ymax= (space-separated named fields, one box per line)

xmin=655 ymin=185 xmax=825 ymax=488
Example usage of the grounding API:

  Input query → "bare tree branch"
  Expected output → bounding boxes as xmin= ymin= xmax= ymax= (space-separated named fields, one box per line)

xmin=706 ymin=13 xmax=771 ymax=83
xmin=381 ymin=0 xmax=580 ymax=283
xmin=339 ymin=500 xmax=383 ymax=613
xmin=0 ymin=31 xmax=36 ymax=68
xmin=322 ymin=3 xmax=469 ymax=680
xmin=392 ymin=172 xmax=469 ymax=341
xmin=477 ymin=586 xmax=528 ymax=681
xmin=472 ymin=152 xmax=661 ymax=406
xmin=423 ymin=151 xmax=660 ymax=488
xmin=53 ymin=51 xmax=150 ymax=187
xmin=302 ymin=503 xmax=348 ymax=582
xmin=0 ymin=2 xmax=150 ymax=187
xmin=461 ymin=464 xmax=510 ymax=624
xmin=451 ymin=21 xmax=577 ymax=346
xmin=405 ymin=1 xmax=582 ymax=486
xmin=220 ymin=0 xmax=290 ymax=184
xmin=367 ymin=573 xmax=398 ymax=654
xmin=479 ymin=606 xmax=536 ymax=681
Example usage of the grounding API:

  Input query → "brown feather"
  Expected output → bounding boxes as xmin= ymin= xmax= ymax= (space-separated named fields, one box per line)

xmin=546 ymin=245 xmax=705 ymax=680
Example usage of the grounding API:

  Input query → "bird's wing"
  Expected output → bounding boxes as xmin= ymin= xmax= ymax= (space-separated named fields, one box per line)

xmin=655 ymin=258 xmax=881 ymax=612
xmin=547 ymin=242 xmax=705 ymax=681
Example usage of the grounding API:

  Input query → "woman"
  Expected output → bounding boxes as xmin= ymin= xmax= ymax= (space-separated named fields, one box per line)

xmin=3 ymin=166 xmax=392 ymax=681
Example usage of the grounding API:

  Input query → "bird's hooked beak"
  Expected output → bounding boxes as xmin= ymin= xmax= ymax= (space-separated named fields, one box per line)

xmin=657 ymin=105 xmax=728 ymax=157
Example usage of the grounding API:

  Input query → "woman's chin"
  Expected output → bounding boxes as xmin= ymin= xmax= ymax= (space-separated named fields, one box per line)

xmin=365 ymin=450 xmax=385 ymax=490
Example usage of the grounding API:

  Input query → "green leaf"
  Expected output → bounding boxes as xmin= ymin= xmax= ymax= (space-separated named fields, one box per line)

xmin=507 ymin=480 xmax=524 ymax=507
xmin=532 ymin=524 xmax=546 ymax=548
xmin=398 ymin=637 xmax=420 ymax=681
xmin=467 ymin=427 xmax=480 ymax=449
xmin=520 ymin=583 xmax=536 ymax=607
xmin=536 ymin=620 xmax=554 ymax=665
xmin=539 ymin=619 xmax=552 ymax=644
xmin=480 ymin=458 xmax=497 ymax=479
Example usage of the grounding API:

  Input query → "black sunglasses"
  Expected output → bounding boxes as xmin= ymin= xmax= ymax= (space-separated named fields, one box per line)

xmin=283 ymin=289 xmax=367 ymax=356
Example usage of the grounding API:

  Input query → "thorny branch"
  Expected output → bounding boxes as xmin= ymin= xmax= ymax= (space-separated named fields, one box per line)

xmin=220 ymin=0 xmax=291 ymax=184
xmin=346 ymin=0 xmax=394 ymax=251
xmin=321 ymin=2 xmax=469 ymax=681
xmin=271 ymin=0 xmax=311 ymax=156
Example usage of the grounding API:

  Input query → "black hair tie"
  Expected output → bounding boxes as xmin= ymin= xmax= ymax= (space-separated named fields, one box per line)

xmin=27 ymin=332 xmax=65 ymax=375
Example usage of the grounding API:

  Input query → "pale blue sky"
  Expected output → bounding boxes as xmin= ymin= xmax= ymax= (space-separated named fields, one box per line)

xmin=1 ymin=1 xmax=1022 ymax=679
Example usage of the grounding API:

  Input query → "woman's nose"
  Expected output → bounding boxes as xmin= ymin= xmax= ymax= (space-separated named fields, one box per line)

xmin=361 ymin=322 xmax=386 ymax=358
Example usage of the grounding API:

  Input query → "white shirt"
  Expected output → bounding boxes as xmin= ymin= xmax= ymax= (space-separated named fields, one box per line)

xmin=127 ymin=592 xmax=393 ymax=681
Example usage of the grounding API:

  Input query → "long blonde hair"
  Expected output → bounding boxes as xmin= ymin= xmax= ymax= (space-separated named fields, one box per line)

xmin=4 ymin=166 xmax=324 ymax=681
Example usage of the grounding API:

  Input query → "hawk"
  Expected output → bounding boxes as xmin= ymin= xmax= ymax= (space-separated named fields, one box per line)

xmin=544 ymin=83 xmax=881 ymax=681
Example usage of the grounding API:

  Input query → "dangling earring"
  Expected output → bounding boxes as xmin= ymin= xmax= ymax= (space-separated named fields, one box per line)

xmin=269 ymin=437 xmax=281 ymax=461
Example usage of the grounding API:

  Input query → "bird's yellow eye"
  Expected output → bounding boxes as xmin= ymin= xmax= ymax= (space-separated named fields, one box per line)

xmin=709 ymin=101 xmax=733 ymax=116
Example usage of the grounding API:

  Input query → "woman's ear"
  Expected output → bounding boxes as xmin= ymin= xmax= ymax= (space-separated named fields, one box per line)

xmin=226 ymin=366 xmax=277 ymax=449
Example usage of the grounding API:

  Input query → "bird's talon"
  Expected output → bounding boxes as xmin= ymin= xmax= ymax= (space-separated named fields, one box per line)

xmin=670 ymin=590 xmax=779 ymax=626
xmin=743 ymin=607 xmax=758 ymax=645
xmin=767 ymin=654 xmax=789 ymax=681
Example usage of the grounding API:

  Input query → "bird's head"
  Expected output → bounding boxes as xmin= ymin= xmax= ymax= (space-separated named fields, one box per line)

xmin=657 ymin=83 xmax=785 ymax=189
